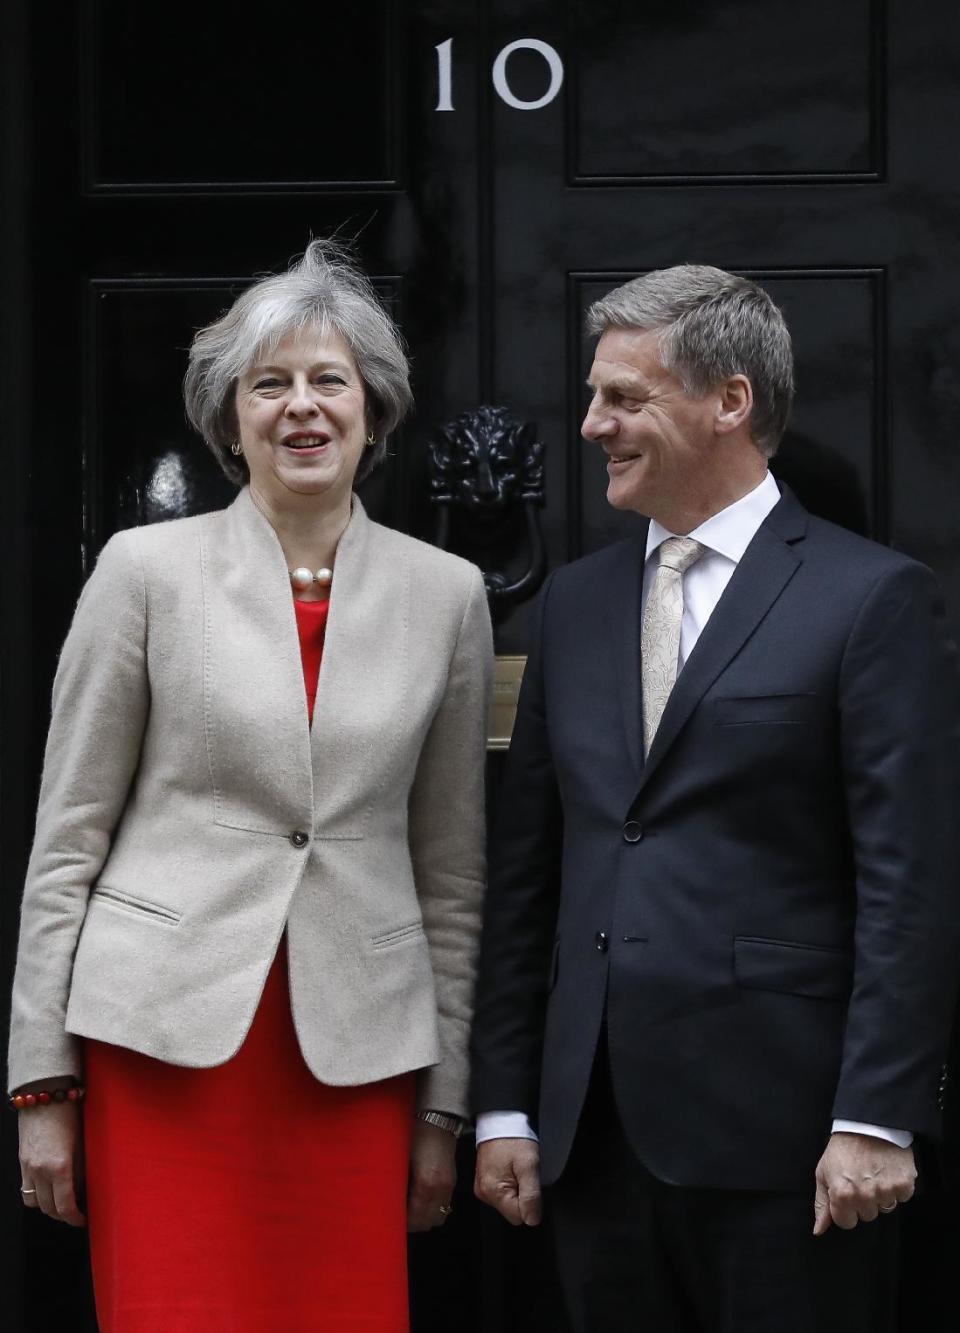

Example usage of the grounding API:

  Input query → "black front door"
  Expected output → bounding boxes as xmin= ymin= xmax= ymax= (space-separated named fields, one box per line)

xmin=2 ymin=2 xmax=958 ymax=1328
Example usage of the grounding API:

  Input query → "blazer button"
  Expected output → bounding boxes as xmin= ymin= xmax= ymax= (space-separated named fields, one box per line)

xmin=290 ymin=830 xmax=309 ymax=848
xmin=623 ymin=821 xmax=643 ymax=843
xmin=595 ymin=931 xmax=609 ymax=953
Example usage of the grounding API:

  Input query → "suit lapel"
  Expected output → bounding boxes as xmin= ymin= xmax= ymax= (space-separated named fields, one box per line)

xmin=636 ymin=489 xmax=807 ymax=795
xmin=610 ymin=529 xmax=649 ymax=781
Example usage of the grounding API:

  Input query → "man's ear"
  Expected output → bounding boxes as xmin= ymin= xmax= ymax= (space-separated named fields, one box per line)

xmin=715 ymin=374 xmax=753 ymax=435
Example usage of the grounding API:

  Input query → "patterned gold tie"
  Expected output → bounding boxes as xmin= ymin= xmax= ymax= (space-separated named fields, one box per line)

xmin=641 ymin=536 xmax=706 ymax=757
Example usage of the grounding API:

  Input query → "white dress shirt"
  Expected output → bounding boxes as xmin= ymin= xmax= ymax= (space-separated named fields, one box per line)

xmin=476 ymin=473 xmax=911 ymax=1150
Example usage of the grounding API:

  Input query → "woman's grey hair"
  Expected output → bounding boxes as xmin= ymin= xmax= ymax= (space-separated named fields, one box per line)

xmin=586 ymin=266 xmax=794 ymax=457
xmin=184 ymin=238 xmax=413 ymax=486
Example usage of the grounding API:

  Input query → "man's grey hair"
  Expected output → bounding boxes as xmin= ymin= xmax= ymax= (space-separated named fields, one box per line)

xmin=586 ymin=266 xmax=794 ymax=457
xmin=184 ymin=238 xmax=412 ymax=486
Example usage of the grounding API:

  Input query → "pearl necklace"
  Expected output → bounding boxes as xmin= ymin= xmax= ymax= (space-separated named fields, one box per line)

xmin=289 ymin=566 xmax=333 ymax=592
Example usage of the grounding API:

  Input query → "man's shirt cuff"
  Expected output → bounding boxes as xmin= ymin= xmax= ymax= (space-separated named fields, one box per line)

xmin=475 ymin=1111 xmax=540 ymax=1144
xmin=477 ymin=1115 xmax=911 ymax=1148
xmin=831 ymin=1119 xmax=913 ymax=1148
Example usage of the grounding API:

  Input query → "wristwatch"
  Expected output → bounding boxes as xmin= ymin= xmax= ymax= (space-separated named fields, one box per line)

xmin=416 ymin=1109 xmax=466 ymax=1138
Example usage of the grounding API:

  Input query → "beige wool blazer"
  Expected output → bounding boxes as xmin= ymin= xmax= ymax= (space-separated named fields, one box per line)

xmin=8 ymin=488 xmax=492 ymax=1116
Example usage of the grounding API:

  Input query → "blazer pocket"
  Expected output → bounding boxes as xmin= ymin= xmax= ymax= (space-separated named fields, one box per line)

xmin=371 ymin=921 xmax=425 ymax=950
xmin=89 ymin=886 xmax=181 ymax=927
xmin=713 ymin=693 xmax=818 ymax=727
xmin=734 ymin=936 xmax=852 ymax=1001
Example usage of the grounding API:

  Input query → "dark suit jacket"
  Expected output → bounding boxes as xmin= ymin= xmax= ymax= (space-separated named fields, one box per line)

xmin=471 ymin=487 xmax=960 ymax=1190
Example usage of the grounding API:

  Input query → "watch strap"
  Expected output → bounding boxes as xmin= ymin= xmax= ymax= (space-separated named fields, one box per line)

xmin=416 ymin=1109 xmax=465 ymax=1138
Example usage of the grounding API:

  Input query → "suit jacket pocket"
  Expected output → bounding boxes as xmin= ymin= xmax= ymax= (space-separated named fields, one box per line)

xmin=734 ymin=936 xmax=852 ymax=1000
xmin=89 ymin=886 xmax=181 ymax=927
xmin=713 ymin=693 xmax=817 ymax=727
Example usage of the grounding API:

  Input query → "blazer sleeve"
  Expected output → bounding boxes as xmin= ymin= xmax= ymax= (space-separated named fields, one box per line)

xmin=469 ymin=571 xmax=564 ymax=1121
xmin=408 ymin=566 xmax=493 ymax=1117
xmin=7 ymin=530 xmax=149 ymax=1090
xmin=832 ymin=559 xmax=960 ymax=1138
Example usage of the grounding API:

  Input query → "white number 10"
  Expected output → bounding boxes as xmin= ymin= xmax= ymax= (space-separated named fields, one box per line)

xmin=435 ymin=37 xmax=565 ymax=113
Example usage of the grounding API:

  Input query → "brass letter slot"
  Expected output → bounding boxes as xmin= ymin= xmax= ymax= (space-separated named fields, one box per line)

xmin=488 ymin=655 xmax=527 ymax=751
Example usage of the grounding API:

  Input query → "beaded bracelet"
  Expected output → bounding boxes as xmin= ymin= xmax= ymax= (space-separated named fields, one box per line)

xmin=8 ymin=1086 xmax=85 ymax=1111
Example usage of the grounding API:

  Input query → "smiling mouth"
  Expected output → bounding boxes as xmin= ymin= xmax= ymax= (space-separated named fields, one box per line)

xmin=281 ymin=434 xmax=330 ymax=451
xmin=607 ymin=452 xmax=643 ymax=465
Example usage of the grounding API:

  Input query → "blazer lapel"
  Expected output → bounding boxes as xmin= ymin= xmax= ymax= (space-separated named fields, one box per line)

xmin=202 ymin=488 xmax=396 ymax=838
xmin=201 ymin=487 xmax=315 ymax=831
xmin=308 ymin=499 xmax=411 ymax=837
xmin=636 ymin=489 xmax=808 ymax=795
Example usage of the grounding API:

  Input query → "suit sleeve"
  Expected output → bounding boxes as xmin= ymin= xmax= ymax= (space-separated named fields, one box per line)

xmin=832 ymin=559 xmax=960 ymax=1138
xmin=7 ymin=530 xmax=150 ymax=1090
xmin=470 ymin=572 xmax=564 ymax=1121
xmin=408 ymin=567 xmax=493 ymax=1117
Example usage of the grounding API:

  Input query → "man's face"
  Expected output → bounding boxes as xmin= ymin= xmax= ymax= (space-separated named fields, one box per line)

xmin=582 ymin=327 xmax=720 ymax=523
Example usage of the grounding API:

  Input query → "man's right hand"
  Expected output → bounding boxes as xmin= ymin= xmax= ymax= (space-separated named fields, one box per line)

xmin=474 ymin=1136 xmax=542 ymax=1226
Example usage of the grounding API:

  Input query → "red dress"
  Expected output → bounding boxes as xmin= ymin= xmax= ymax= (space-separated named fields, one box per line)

xmin=83 ymin=596 xmax=415 ymax=1333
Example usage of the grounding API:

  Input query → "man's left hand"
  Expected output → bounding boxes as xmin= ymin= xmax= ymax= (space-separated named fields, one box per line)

xmin=813 ymin=1131 xmax=916 ymax=1235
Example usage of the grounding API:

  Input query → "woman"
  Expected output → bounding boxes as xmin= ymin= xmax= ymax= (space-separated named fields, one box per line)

xmin=8 ymin=239 xmax=492 ymax=1331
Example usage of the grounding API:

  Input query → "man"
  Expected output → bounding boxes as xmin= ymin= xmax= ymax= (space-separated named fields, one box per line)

xmin=470 ymin=267 xmax=959 ymax=1332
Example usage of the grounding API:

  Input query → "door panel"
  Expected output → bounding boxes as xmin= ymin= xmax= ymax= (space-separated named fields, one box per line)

xmin=83 ymin=0 xmax=401 ymax=191
xmin=568 ymin=0 xmax=881 ymax=183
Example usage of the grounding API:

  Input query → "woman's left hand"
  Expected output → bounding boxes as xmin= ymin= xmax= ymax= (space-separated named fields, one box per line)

xmin=407 ymin=1118 xmax=457 ymax=1231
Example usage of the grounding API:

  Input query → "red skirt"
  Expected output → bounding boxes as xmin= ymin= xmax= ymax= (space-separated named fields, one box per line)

xmin=83 ymin=938 xmax=414 ymax=1333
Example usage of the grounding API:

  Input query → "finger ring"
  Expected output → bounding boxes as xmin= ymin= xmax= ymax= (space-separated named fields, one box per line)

xmin=20 ymin=1187 xmax=37 ymax=1196
xmin=879 ymin=1203 xmax=897 ymax=1213
xmin=439 ymin=1204 xmax=453 ymax=1216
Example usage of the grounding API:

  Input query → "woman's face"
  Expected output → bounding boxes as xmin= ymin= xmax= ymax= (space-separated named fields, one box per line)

xmin=235 ymin=326 xmax=369 ymax=511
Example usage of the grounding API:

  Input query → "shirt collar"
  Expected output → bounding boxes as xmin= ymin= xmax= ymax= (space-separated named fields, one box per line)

xmin=645 ymin=471 xmax=781 ymax=566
